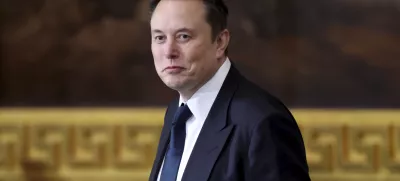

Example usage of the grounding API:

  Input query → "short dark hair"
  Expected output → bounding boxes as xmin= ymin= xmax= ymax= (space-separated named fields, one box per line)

xmin=149 ymin=0 xmax=229 ymax=42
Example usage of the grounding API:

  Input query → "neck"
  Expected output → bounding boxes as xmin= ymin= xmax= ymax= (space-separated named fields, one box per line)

xmin=179 ymin=56 xmax=227 ymax=102
xmin=178 ymin=80 xmax=203 ymax=102
xmin=179 ymin=92 xmax=193 ymax=103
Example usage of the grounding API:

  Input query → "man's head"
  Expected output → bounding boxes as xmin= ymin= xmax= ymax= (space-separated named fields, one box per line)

xmin=149 ymin=0 xmax=230 ymax=100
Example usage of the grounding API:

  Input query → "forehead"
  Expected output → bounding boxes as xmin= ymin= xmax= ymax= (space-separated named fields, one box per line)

xmin=150 ymin=0 xmax=208 ymax=31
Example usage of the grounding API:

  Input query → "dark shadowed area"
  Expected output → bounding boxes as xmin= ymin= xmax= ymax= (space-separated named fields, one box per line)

xmin=0 ymin=0 xmax=399 ymax=108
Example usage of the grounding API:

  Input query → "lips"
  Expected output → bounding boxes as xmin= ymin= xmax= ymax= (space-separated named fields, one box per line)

xmin=166 ymin=66 xmax=184 ymax=69
xmin=164 ymin=66 xmax=185 ymax=73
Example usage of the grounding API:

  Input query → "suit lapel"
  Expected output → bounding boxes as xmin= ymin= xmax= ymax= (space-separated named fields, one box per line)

xmin=181 ymin=66 xmax=240 ymax=181
xmin=149 ymin=99 xmax=179 ymax=181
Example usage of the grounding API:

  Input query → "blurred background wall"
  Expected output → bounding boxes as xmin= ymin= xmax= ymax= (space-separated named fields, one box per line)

xmin=0 ymin=0 xmax=399 ymax=180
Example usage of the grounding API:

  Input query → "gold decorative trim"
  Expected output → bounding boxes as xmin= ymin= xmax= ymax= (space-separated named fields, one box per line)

xmin=0 ymin=108 xmax=399 ymax=181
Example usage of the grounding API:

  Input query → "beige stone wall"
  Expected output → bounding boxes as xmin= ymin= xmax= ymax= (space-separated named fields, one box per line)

xmin=0 ymin=108 xmax=399 ymax=181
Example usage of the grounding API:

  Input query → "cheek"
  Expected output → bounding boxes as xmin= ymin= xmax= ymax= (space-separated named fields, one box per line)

xmin=184 ymin=43 xmax=208 ymax=64
xmin=151 ymin=48 xmax=163 ymax=68
xmin=187 ymin=56 xmax=212 ymax=78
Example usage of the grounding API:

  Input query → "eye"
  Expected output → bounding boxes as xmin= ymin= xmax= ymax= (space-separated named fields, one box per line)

xmin=177 ymin=34 xmax=191 ymax=42
xmin=154 ymin=35 xmax=166 ymax=43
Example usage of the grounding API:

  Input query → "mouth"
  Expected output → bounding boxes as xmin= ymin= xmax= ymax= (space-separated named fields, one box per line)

xmin=163 ymin=66 xmax=185 ymax=73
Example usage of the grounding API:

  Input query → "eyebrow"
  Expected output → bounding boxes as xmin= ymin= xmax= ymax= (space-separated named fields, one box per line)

xmin=176 ymin=28 xmax=194 ymax=33
xmin=151 ymin=28 xmax=194 ymax=34
xmin=152 ymin=29 xmax=163 ymax=34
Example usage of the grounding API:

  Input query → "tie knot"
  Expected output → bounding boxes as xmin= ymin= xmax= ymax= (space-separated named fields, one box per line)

xmin=173 ymin=103 xmax=192 ymax=125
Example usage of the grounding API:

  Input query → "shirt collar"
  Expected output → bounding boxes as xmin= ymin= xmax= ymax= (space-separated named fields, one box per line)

xmin=179 ymin=57 xmax=231 ymax=120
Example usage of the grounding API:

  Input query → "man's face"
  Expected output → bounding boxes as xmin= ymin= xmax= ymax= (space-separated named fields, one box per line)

xmin=150 ymin=0 xmax=225 ymax=95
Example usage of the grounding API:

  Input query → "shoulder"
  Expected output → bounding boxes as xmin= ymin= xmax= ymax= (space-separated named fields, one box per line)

xmin=229 ymin=74 xmax=296 ymax=128
xmin=228 ymin=76 xmax=310 ymax=180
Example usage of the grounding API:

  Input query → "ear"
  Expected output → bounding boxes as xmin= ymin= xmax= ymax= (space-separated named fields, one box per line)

xmin=215 ymin=29 xmax=230 ymax=58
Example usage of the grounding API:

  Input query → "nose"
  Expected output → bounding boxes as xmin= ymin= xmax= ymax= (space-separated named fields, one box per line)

xmin=164 ymin=39 xmax=179 ymax=60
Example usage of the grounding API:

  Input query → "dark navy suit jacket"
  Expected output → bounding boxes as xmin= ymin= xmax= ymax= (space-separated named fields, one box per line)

xmin=149 ymin=65 xmax=311 ymax=181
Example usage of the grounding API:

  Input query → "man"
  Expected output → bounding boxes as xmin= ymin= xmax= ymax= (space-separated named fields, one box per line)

xmin=148 ymin=0 xmax=311 ymax=181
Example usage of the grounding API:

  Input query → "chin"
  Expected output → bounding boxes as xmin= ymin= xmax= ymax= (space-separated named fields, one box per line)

xmin=163 ymin=79 xmax=186 ymax=91
xmin=161 ymin=75 xmax=194 ymax=91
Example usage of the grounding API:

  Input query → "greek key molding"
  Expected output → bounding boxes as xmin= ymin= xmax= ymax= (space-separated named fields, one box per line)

xmin=0 ymin=108 xmax=399 ymax=181
xmin=0 ymin=124 xmax=161 ymax=168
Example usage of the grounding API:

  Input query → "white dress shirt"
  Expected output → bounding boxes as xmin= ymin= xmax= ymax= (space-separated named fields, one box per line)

xmin=157 ymin=58 xmax=231 ymax=181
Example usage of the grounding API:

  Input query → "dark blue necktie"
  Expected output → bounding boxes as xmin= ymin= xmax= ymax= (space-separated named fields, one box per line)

xmin=160 ymin=103 xmax=192 ymax=181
